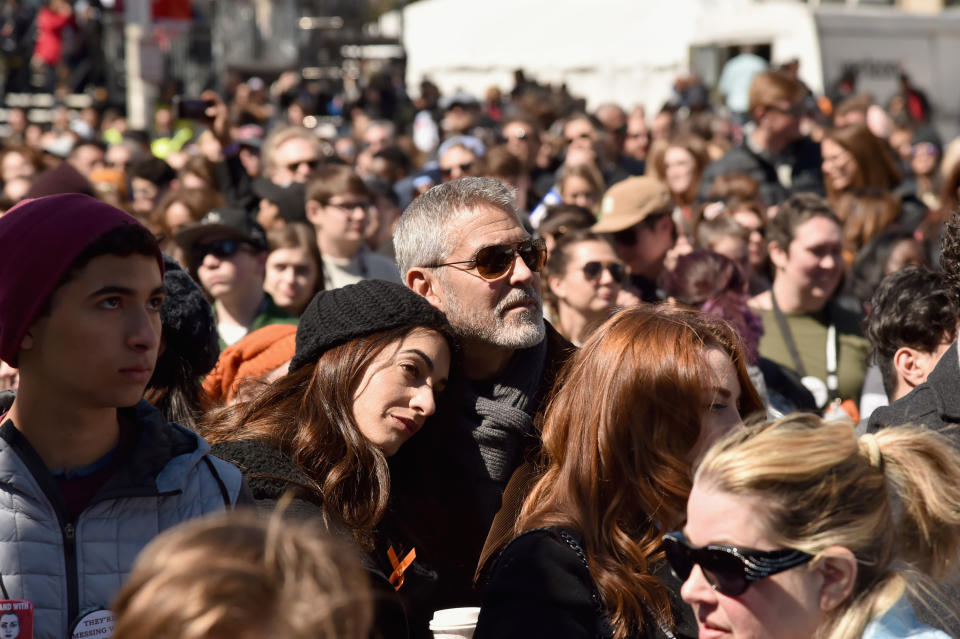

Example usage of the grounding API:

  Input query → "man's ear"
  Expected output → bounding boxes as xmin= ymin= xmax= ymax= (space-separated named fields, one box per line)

xmin=814 ymin=547 xmax=857 ymax=613
xmin=768 ymin=240 xmax=788 ymax=270
xmin=305 ymin=199 xmax=323 ymax=228
xmin=406 ymin=268 xmax=444 ymax=312
xmin=893 ymin=347 xmax=928 ymax=389
xmin=19 ymin=331 xmax=34 ymax=352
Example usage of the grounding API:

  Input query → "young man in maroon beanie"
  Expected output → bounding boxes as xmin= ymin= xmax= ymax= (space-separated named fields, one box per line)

xmin=0 ymin=193 xmax=247 ymax=639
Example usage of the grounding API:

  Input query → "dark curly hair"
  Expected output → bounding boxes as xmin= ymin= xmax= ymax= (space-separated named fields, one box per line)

xmin=940 ymin=207 xmax=960 ymax=307
xmin=766 ymin=193 xmax=841 ymax=252
xmin=864 ymin=266 xmax=958 ymax=397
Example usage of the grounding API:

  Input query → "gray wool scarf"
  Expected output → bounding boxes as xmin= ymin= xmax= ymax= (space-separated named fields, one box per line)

xmin=466 ymin=336 xmax=548 ymax=487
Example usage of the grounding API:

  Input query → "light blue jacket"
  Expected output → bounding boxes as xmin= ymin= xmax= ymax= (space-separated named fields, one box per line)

xmin=863 ymin=598 xmax=952 ymax=639
xmin=0 ymin=400 xmax=245 ymax=639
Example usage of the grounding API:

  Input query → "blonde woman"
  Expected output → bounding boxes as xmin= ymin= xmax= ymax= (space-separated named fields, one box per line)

xmin=667 ymin=414 xmax=960 ymax=639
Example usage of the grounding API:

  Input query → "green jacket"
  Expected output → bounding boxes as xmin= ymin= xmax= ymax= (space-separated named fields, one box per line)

xmin=216 ymin=294 xmax=298 ymax=351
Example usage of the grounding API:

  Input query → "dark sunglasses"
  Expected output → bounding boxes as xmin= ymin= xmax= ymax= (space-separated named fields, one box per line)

xmin=582 ymin=261 xmax=627 ymax=282
xmin=429 ymin=238 xmax=547 ymax=280
xmin=441 ymin=162 xmax=474 ymax=177
xmin=662 ymin=532 xmax=814 ymax=597
xmin=285 ymin=158 xmax=320 ymax=172
xmin=191 ymin=238 xmax=251 ymax=267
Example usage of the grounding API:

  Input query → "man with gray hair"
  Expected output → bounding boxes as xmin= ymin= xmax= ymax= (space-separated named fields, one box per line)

xmin=386 ymin=177 xmax=574 ymax=628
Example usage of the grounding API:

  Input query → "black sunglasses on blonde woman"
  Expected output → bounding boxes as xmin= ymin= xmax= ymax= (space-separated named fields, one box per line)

xmin=662 ymin=531 xmax=814 ymax=597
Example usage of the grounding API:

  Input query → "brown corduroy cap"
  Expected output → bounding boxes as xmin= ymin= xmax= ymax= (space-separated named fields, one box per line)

xmin=592 ymin=176 xmax=673 ymax=233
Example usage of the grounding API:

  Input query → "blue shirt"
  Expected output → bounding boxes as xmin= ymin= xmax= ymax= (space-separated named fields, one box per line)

xmin=863 ymin=597 xmax=951 ymax=639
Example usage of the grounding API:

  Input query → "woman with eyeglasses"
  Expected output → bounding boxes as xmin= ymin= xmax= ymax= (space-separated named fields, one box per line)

xmin=668 ymin=414 xmax=960 ymax=639
xmin=475 ymin=304 xmax=764 ymax=639
xmin=544 ymin=230 xmax=626 ymax=346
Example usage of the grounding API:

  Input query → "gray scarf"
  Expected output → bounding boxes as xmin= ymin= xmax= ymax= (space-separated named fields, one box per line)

xmin=465 ymin=335 xmax=548 ymax=487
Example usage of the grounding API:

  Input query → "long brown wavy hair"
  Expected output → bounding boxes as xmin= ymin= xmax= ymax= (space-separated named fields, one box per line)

xmin=200 ymin=326 xmax=442 ymax=550
xmin=516 ymin=305 xmax=764 ymax=638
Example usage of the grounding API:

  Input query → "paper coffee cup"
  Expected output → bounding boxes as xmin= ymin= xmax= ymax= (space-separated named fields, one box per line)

xmin=429 ymin=607 xmax=480 ymax=639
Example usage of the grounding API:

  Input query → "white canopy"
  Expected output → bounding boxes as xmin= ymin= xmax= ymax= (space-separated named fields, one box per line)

xmin=401 ymin=0 xmax=822 ymax=113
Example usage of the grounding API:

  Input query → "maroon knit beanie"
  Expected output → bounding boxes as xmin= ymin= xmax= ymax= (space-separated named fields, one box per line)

xmin=0 ymin=193 xmax=161 ymax=367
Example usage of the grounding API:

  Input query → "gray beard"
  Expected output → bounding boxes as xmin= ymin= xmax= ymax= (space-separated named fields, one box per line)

xmin=441 ymin=282 xmax=546 ymax=349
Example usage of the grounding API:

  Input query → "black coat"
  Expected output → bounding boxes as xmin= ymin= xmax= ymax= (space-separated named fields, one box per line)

xmin=864 ymin=342 xmax=960 ymax=637
xmin=210 ymin=439 xmax=411 ymax=639
xmin=697 ymin=137 xmax=824 ymax=206
xmin=382 ymin=323 xmax=576 ymax=637
xmin=866 ymin=341 xmax=960 ymax=442
xmin=475 ymin=527 xmax=696 ymax=639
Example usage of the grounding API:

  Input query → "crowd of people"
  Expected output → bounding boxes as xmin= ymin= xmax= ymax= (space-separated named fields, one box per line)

xmin=0 ymin=52 xmax=959 ymax=639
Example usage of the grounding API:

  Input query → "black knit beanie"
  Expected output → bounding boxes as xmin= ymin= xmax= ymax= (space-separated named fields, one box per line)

xmin=148 ymin=255 xmax=221 ymax=389
xmin=290 ymin=279 xmax=450 ymax=373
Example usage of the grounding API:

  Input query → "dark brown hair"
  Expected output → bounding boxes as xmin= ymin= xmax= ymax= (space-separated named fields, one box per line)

xmin=517 ymin=305 xmax=764 ymax=638
xmin=199 ymin=326 xmax=431 ymax=549
xmin=651 ymin=135 xmax=710 ymax=206
xmin=306 ymin=165 xmax=369 ymax=205
xmin=766 ymin=193 xmax=841 ymax=252
xmin=178 ymin=155 xmax=220 ymax=191
xmin=483 ymin=145 xmax=522 ymax=179
xmin=149 ymin=187 xmax=224 ymax=239
xmin=822 ymin=125 xmax=902 ymax=202
xmin=832 ymin=189 xmax=900 ymax=261
xmin=266 ymin=222 xmax=325 ymax=310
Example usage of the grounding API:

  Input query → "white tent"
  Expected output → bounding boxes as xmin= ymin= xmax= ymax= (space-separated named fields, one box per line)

xmin=401 ymin=0 xmax=822 ymax=113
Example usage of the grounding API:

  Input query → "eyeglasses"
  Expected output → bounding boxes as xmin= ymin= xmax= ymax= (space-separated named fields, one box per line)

xmin=428 ymin=238 xmax=547 ymax=280
xmin=582 ymin=261 xmax=628 ymax=282
xmin=764 ymin=102 xmax=804 ymax=117
xmin=285 ymin=158 xmax=320 ymax=173
xmin=326 ymin=200 xmax=371 ymax=214
xmin=191 ymin=238 xmax=252 ymax=267
xmin=662 ymin=532 xmax=814 ymax=597
xmin=441 ymin=162 xmax=474 ymax=178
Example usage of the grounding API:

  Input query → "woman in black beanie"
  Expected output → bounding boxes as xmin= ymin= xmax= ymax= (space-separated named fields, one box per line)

xmin=198 ymin=279 xmax=454 ymax=638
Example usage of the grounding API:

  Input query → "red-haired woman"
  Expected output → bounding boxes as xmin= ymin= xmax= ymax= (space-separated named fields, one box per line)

xmin=475 ymin=304 xmax=764 ymax=639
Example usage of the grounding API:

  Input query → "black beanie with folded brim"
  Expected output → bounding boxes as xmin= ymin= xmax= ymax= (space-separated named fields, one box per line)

xmin=290 ymin=279 xmax=452 ymax=373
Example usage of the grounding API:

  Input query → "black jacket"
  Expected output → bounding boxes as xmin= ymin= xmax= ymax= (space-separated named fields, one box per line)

xmin=866 ymin=341 xmax=960 ymax=442
xmin=210 ymin=439 xmax=411 ymax=639
xmin=383 ymin=324 xmax=576 ymax=637
xmin=864 ymin=343 xmax=960 ymax=638
xmin=475 ymin=527 xmax=696 ymax=639
xmin=697 ymin=137 xmax=824 ymax=206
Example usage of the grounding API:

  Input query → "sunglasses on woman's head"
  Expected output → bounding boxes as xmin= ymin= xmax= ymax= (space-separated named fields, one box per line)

xmin=582 ymin=261 xmax=627 ymax=283
xmin=285 ymin=158 xmax=320 ymax=173
xmin=662 ymin=532 xmax=814 ymax=596
xmin=428 ymin=238 xmax=547 ymax=280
